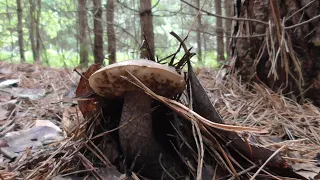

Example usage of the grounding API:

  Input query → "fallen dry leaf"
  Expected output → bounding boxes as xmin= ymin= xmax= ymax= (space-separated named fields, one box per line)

xmin=291 ymin=162 xmax=320 ymax=179
xmin=75 ymin=64 xmax=101 ymax=118
xmin=61 ymin=106 xmax=85 ymax=134
xmin=0 ymin=79 xmax=19 ymax=88
xmin=0 ymin=87 xmax=46 ymax=100
xmin=0 ymin=120 xmax=64 ymax=159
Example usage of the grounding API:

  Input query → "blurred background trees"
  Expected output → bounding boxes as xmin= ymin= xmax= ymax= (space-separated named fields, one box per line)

xmin=0 ymin=0 xmax=229 ymax=68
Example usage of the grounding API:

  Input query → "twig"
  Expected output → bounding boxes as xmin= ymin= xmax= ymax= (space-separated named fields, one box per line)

xmin=117 ymin=0 xmax=160 ymax=13
xmin=143 ymin=34 xmax=155 ymax=61
xmin=86 ymin=136 xmax=112 ymax=167
xmin=158 ymin=153 xmax=175 ymax=179
xmin=168 ymin=31 xmax=188 ymax=67
xmin=285 ymin=13 xmax=320 ymax=29
xmin=193 ymin=29 xmax=266 ymax=38
xmin=59 ymin=168 xmax=99 ymax=177
xmin=181 ymin=0 xmax=268 ymax=25
xmin=228 ymin=165 xmax=257 ymax=180
xmin=249 ymin=145 xmax=286 ymax=180
xmin=185 ymin=0 xmax=207 ymax=39
xmin=169 ymin=32 xmax=195 ymax=70
xmin=73 ymin=68 xmax=88 ymax=81
xmin=191 ymin=120 xmax=204 ymax=180
xmin=202 ymin=127 xmax=240 ymax=179
xmin=285 ymin=0 xmax=315 ymax=21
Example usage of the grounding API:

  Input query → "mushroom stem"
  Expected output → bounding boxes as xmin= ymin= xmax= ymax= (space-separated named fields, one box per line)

xmin=119 ymin=91 xmax=163 ymax=163
xmin=119 ymin=91 xmax=185 ymax=178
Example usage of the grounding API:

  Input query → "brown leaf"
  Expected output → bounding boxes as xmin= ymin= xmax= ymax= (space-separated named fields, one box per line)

xmin=291 ymin=162 xmax=320 ymax=179
xmin=75 ymin=64 xmax=101 ymax=118
xmin=61 ymin=106 xmax=85 ymax=133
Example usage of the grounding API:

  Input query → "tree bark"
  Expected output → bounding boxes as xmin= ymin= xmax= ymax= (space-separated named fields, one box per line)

xmin=36 ymin=0 xmax=41 ymax=63
xmin=215 ymin=0 xmax=225 ymax=62
xmin=139 ymin=0 xmax=155 ymax=59
xmin=28 ymin=0 xmax=41 ymax=63
xmin=78 ymin=0 xmax=89 ymax=67
xmin=196 ymin=0 xmax=202 ymax=63
xmin=224 ymin=0 xmax=232 ymax=59
xmin=93 ymin=0 xmax=104 ymax=64
xmin=231 ymin=0 xmax=320 ymax=106
xmin=29 ymin=0 xmax=36 ymax=62
xmin=106 ymin=0 xmax=116 ymax=64
xmin=16 ymin=0 xmax=25 ymax=62
xmin=5 ymin=0 xmax=14 ymax=60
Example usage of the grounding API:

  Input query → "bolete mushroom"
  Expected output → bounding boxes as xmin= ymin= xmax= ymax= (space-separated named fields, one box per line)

xmin=88 ymin=59 xmax=186 ymax=168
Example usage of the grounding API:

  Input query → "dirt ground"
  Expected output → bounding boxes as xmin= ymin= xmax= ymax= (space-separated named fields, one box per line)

xmin=1 ymin=62 xmax=320 ymax=179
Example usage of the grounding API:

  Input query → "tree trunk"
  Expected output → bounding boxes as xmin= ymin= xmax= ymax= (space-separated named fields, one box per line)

xmin=6 ymin=0 xmax=14 ymax=61
xmin=36 ymin=0 xmax=41 ymax=63
xmin=224 ymin=0 xmax=232 ymax=59
xmin=93 ymin=0 xmax=104 ymax=65
xmin=139 ymin=0 xmax=155 ymax=59
xmin=196 ymin=0 xmax=202 ymax=63
xmin=106 ymin=0 xmax=116 ymax=64
xmin=16 ymin=0 xmax=25 ymax=62
xmin=78 ymin=0 xmax=89 ymax=67
xmin=231 ymin=0 xmax=320 ymax=106
xmin=28 ymin=0 xmax=41 ymax=63
xmin=215 ymin=0 xmax=225 ymax=62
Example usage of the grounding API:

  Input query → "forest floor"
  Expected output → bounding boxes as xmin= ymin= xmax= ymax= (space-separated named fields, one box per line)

xmin=0 ymin=61 xmax=320 ymax=179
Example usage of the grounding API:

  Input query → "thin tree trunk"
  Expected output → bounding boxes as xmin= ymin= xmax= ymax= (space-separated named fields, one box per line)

xmin=28 ymin=0 xmax=41 ymax=63
xmin=93 ymin=0 xmax=104 ymax=65
xmin=133 ymin=0 xmax=139 ymax=59
xmin=224 ymin=0 xmax=232 ymax=59
xmin=196 ymin=0 xmax=202 ymax=63
xmin=106 ymin=0 xmax=116 ymax=64
xmin=139 ymin=0 xmax=155 ymax=59
xmin=6 ymin=0 xmax=14 ymax=61
xmin=36 ymin=0 xmax=41 ymax=63
xmin=29 ymin=0 xmax=36 ymax=62
xmin=78 ymin=0 xmax=89 ymax=67
xmin=214 ymin=0 xmax=225 ymax=61
xmin=202 ymin=33 xmax=207 ymax=60
xmin=16 ymin=0 xmax=25 ymax=62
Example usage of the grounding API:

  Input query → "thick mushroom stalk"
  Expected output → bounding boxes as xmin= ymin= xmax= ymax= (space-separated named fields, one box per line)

xmin=119 ymin=91 xmax=163 ymax=163
xmin=120 ymin=91 xmax=186 ymax=178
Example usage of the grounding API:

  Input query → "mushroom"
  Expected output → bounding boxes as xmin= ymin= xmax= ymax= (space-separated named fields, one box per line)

xmin=88 ymin=59 xmax=186 ymax=169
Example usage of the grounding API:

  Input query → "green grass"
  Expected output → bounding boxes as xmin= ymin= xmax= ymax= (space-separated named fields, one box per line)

xmin=0 ymin=50 xmax=80 ymax=68
xmin=0 ymin=49 xmax=221 ymax=69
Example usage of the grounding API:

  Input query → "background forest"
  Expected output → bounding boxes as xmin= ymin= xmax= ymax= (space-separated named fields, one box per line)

xmin=0 ymin=0 xmax=232 ymax=68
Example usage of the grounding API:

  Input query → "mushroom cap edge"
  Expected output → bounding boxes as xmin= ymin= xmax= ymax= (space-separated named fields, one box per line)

xmin=88 ymin=59 xmax=186 ymax=98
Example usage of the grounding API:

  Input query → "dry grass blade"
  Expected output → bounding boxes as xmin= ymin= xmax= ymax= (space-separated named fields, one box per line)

xmin=122 ymin=70 xmax=268 ymax=134
xmin=191 ymin=120 xmax=204 ymax=180
xmin=131 ymin=172 xmax=140 ymax=180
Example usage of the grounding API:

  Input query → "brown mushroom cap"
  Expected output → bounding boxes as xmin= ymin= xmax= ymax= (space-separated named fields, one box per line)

xmin=89 ymin=59 xmax=186 ymax=98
